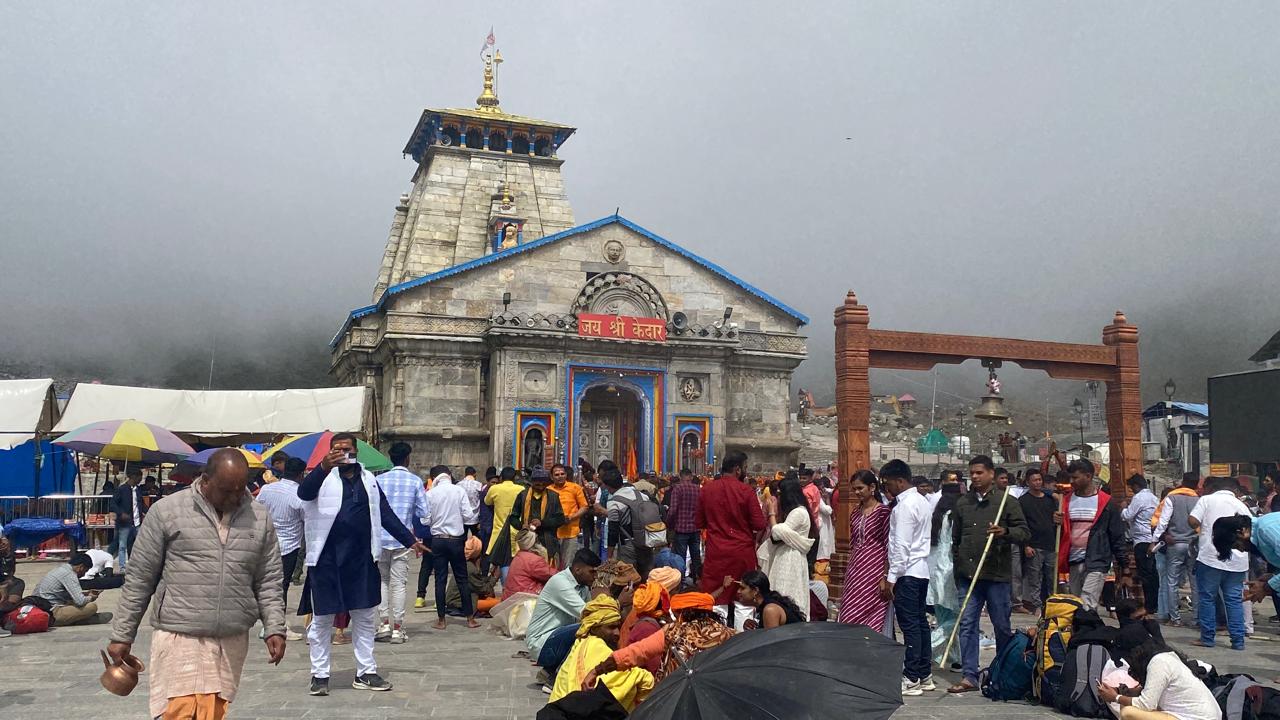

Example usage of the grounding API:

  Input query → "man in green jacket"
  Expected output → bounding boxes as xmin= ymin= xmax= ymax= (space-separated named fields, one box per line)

xmin=947 ymin=454 xmax=1030 ymax=694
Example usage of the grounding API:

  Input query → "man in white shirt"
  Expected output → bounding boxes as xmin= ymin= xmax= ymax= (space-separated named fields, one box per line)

xmin=372 ymin=444 xmax=428 ymax=643
xmin=1188 ymin=476 xmax=1251 ymax=650
xmin=81 ymin=548 xmax=115 ymax=579
xmin=456 ymin=466 xmax=483 ymax=536
xmin=424 ymin=465 xmax=480 ymax=631
xmin=879 ymin=459 xmax=934 ymax=696
xmin=1120 ymin=474 xmax=1159 ymax=614
xmin=255 ymin=456 xmax=307 ymax=640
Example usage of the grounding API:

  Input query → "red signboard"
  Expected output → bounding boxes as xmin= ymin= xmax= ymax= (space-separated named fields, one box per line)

xmin=577 ymin=313 xmax=668 ymax=342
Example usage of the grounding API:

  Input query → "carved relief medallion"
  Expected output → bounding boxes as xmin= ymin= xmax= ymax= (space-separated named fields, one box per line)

xmin=603 ymin=239 xmax=625 ymax=264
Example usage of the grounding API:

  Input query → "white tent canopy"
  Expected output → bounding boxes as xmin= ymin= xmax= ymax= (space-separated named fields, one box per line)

xmin=0 ymin=378 xmax=59 ymax=450
xmin=53 ymin=384 xmax=369 ymax=441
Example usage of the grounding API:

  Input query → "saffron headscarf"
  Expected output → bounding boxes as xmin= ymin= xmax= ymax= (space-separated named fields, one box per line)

xmin=619 ymin=580 xmax=671 ymax=646
xmin=669 ymin=592 xmax=715 ymax=613
xmin=647 ymin=567 xmax=681 ymax=592
xmin=576 ymin=595 xmax=622 ymax=638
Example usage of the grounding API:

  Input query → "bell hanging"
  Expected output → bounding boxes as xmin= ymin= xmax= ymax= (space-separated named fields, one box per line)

xmin=974 ymin=394 xmax=1009 ymax=421
xmin=974 ymin=359 xmax=1009 ymax=421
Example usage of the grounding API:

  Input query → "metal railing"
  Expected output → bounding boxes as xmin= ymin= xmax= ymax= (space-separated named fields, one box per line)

xmin=1 ymin=494 xmax=113 ymax=526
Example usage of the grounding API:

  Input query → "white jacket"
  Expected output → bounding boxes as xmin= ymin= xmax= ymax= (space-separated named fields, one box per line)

xmin=301 ymin=467 xmax=383 ymax=567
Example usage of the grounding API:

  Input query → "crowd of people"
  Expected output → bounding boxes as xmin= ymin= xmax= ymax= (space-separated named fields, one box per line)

xmin=3 ymin=433 xmax=1280 ymax=720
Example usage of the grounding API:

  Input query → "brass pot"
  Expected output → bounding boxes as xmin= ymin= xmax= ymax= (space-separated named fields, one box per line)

xmin=99 ymin=649 xmax=145 ymax=696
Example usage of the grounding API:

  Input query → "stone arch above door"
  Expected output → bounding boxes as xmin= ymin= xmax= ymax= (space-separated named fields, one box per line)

xmin=572 ymin=272 xmax=669 ymax=320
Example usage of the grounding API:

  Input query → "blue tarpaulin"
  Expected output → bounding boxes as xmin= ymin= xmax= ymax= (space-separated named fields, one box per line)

xmin=0 ymin=439 xmax=79 ymax=497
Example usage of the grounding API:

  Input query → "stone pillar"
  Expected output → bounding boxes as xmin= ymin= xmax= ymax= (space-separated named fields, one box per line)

xmin=831 ymin=291 xmax=872 ymax=602
xmin=1103 ymin=311 xmax=1142 ymax=497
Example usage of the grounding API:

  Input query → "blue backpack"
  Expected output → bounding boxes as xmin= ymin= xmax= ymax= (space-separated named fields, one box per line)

xmin=980 ymin=631 xmax=1036 ymax=701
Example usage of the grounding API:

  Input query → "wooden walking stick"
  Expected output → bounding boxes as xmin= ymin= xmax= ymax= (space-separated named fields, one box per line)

xmin=940 ymin=487 xmax=1012 ymax=672
xmin=1053 ymin=492 xmax=1067 ymax=592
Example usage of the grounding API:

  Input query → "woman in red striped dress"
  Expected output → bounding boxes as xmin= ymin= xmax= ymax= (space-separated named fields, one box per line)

xmin=837 ymin=470 xmax=892 ymax=631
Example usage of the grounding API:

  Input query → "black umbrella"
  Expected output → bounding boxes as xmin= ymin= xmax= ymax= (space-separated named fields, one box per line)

xmin=631 ymin=622 xmax=904 ymax=720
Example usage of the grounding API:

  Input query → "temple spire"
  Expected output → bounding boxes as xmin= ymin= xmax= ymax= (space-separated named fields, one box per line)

xmin=476 ymin=47 xmax=503 ymax=113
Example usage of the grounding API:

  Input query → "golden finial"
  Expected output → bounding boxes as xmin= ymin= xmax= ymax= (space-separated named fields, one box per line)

xmin=476 ymin=49 xmax=503 ymax=113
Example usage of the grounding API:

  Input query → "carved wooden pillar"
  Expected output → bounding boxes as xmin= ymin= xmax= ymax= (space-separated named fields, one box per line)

xmin=1103 ymin=311 xmax=1142 ymax=497
xmin=831 ymin=291 xmax=872 ymax=602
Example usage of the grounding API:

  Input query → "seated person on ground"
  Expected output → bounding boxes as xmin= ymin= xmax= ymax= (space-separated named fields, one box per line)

xmin=445 ymin=556 xmax=499 ymax=617
xmin=583 ymin=589 xmax=735 ymax=688
xmin=548 ymin=595 xmax=654 ymax=712
xmin=32 ymin=553 xmax=113 ymax=626
xmin=1098 ymin=623 xmax=1221 ymax=720
xmin=736 ymin=570 xmax=805 ymax=629
xmin=527 ymin=549 xmax=602 ymax=662
xmin=0 ymin=535 xmax=24 ymax=615
xmin=78 ymin=548 xmax=124 ymax=591
xmin=504 ymin=530 xmax=557 ymax=600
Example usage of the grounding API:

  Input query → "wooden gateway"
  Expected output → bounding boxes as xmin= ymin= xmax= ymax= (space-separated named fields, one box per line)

xmin=828 ymin=291 xmax=1142 ymax=599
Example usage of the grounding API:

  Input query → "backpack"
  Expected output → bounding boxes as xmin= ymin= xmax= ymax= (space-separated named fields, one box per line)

xmin=1053 ymin=643 xmax=1110 ymax=718
xmin=3 ymin=604 xmax=51 ymax=634
xmin=1245 ymin=686 xmax=1280 ymax=720
xmin=980 ymin=630 xmax=1035 ymax=701
xmin=1213 ymin=674 xmax=1261 ymax=720
xmin=1034 ymin=593 xmax=1083 ymax=704
xmin=616 ymin=489 xmax=668 ymax=548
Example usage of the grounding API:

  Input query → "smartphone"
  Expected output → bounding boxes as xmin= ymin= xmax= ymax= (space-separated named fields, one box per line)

xmin=342 ymin=451 xmax=358 ymax=465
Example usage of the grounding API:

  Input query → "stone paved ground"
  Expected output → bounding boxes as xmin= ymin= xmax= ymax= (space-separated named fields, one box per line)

xmin=3 ymin=561 xmax=1278 ymax=719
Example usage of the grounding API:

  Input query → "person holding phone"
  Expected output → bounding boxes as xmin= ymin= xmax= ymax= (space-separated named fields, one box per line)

xmin=296 ymin=433 xmax=428 ymax=696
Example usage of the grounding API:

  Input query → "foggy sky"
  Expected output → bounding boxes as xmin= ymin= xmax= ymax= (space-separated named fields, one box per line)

xmin=3 ymin=2 xmax=1278 ymax=406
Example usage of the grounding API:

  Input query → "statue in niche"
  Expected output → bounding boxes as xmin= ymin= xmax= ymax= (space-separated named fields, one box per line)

xmin=499 ymin=223 xmax=520 ymax=251
xmin=680 ymin=377 xmax=702 ymax=402
xmin=523 ymin=429 xmax=544 ymax=470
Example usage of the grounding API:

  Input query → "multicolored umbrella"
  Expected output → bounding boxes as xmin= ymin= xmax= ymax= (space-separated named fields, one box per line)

xmin=54 ymin=419 xmax=194 ymax=464
xmin=261 ymin=431 xmax=391 ymax=472
xmin=173 ymin=447 xmax=264 ymax=477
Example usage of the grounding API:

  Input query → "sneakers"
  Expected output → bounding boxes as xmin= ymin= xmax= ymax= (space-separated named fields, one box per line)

xmin=390 ymin=628 xmax=408 ymax=644
xmin=414 ymin=597 xmax=426 ymax=609
xmin=353 ymin=673 xmax=393 ymax=691
xmin=375 ymin=623 xmax=393 ymax=642
xmin=286 ymin=629 xmax=304 ymax=641
xmin=918 ymin=675 xmax=937 ymax=692
xmin=309 ymin=677 xmax=329 ymax=696
xmin=901 ymin=677 xmax=923 ymax=697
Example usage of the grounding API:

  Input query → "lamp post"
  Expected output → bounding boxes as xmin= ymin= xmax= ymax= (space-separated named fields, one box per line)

xmin=1072 ymin=398 xmax=1086 ymax=452
xmin=1164 ymin=378 xmax=1177 ymax=458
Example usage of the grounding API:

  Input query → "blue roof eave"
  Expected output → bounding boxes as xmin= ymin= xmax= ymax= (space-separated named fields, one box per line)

xmin=330 ymin=215 xmax=809 ymax=349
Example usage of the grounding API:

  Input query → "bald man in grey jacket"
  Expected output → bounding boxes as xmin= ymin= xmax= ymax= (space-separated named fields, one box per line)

xmin=105 ymin=449 xmax=286 ymax=718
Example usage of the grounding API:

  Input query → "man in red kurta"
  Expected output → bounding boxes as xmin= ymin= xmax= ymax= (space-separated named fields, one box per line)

xmin=696 ymin=452 xmax=767 ymax=600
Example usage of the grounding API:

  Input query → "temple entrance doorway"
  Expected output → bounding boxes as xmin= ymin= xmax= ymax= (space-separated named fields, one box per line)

xmin=578 ymin=384 xmax=644 ymax=475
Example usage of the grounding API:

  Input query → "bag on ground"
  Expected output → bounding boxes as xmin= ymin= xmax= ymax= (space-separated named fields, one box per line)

xmin=1053 ymin=643 xmax=1110 ymax=717
xmin=980 ymin=630 xmax=1036 ymax=701
xmin=1244 ymin=686 xmax=1280 ymax=720
xmin=3 ymin=604 xmax=51 ymax=634
xmin=1212 ymin=674 xmax=1261 ymax=720
xmin=1034 ymin=593 xmax=1083 ymax=704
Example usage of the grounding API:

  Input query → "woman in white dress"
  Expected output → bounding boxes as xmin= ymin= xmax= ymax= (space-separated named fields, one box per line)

xmin=758 ymin=475 xmax=814 ymax=620
xmin=816 ymin=483 xmax=836 ymax=564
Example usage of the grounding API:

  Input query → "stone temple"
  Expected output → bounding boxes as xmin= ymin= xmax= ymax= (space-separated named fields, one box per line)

xmin=330 ymin=53 xmax=808 ymax=475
